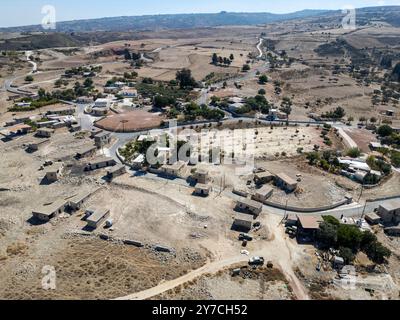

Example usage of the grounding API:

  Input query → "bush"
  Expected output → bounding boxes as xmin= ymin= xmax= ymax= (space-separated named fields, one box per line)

xmin=377 ymin=125 xmax=393 ymax=137
xmin=346 ymin=147 xmax=361 ymax=158
xmin=316 ymin=222 xmax=338 ymax=249
xmin=339 ymin=247 xmax=355 ymax=264
xmin=337 ymin=224 xmax=363 ymax=251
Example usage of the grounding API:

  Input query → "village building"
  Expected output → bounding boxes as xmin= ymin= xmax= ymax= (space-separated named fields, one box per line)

xmin=104 ymin=86 xmax=119 ymax=94
xmin=94 ymin=131 xmax=112 ymax=148
xmin=92 ymin=107 xmax=108 ymax=116
xmin=90 ymin=128 xmax=103 ymax=138
xmin=85 ymin=157 xmax=117 ymax=171
xmin=52 ymin=121 xmax=67 ymax=129
xmin=32 ymin=199 xmax=69 ymax=222
xmin=86 ymin=209 xmax=111 ymax=229
xmin=252 ymin=185 xmax=274 ymax=203
xmin=36 ymin=128 xmax=55 ymax=138
xmin=68 ymin=191 xmax=93 ymax=211
xmin=233 ymin=213 xmax=254 ymax=232
xmin=94 ymin=98 xmax=112 ymax=109
xmin=70 ymin=124 xmax=81 ymax=132
xmin=369 ymin=141 xmax=383 ymax=150
xmin=5 ymin=115 xmax=31 ymax=127
xmin=37 ymin=120 xmax=59 ymax=128
xmin=275 ymin=172 xmax=298 ymax=192
xmin=297 ymin=216 xmax=322 ymax=241
xmin=365 ymin=212 xmax=381 ymax=225
xmin=44 ymin=163 xmax=64 ymax=183
xmin=107 ymin=164 xmax=126 ymax=179
xmin=0 ymin=123 xmax=32 ymax=138
xmin=118 ymin=88 xmax=138 ymax=98
xmin=76 ymin=145 xmax=97 ymax=159
xmin=378 ymin=200 xmax=400 ymax=225
xmin=132 ymin=154 xmax=145 ymax=169
xmin=27 ymin=139 xmax=50 ymax=152
xmin=285 ymin=214 xmax=298 ymax=227
xmin=76 ymin=96 xmax=93 ymax=104
xmin=161 ymin=161 xmax=187 ymax=177
xmin=192 ymin=169 xmax=209 ymax=184
xmin=384 ymin=225 xmax=400 ymax=237
xmin=235 ymin=198 xmax=263 ymax=217
xmin=254 ymin=170 xmax=274 ymax=185
xmin=232 ymin=188 xmax=250 ymax=198
xmin=46 ymin=107 xmax=75 ymax=116
xmin=194 ymin=183 xmax=211 ymax=197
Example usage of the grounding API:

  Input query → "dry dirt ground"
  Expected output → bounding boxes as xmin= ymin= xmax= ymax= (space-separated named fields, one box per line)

xmin=95 ymin=109 xmax=164 ymax=132
xmin=0 ymin=237 xmax=206 ymax=300
xmin=154 ymin=266 xmax=294 ymax=300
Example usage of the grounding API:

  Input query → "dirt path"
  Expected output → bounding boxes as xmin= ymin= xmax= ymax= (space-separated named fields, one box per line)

xmin=115 ymin=256 xmax=247 ymax=300
xmin=116 ymin=214 xmax=310 ymax=301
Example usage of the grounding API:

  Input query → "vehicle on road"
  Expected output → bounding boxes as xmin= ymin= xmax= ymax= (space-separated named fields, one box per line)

xmin=249 ymin=256 xmax=265 ymax=266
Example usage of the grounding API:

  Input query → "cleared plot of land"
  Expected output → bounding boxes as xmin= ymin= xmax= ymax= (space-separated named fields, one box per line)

xmin=181 ymin=126 xmax=326 ymax=159
xmin=95 ymin=109 xmax=164 ymax=132
xmin=0 ymin=237 xmax=206 ymax=300
xmin=155 ymin=266 xmax=294 ymax=300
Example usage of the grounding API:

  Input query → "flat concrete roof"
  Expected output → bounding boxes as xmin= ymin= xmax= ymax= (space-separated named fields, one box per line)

xmin=276 ymin=172 xmax=297 ymax=186
xmin=255 ymin=185 xmax=273 ymax=196
xmin=195 ymin=183 xmax=210 ymax=190
xmin=88 ymin=157 xmax=115 ymax=165
xmin=380 ymin=199 xmax=400 ymax=212
xmin=234 ymin=212 xmax=254 ymax=222
xmin=237 ymin=198 xmax=263 ymax=209
xmin=69 ymin=191 xmax=92 ymax=205
xmin=108 ymin=164 xmax=125 ymax=174
xmin=298 ymin=216 xmax=322 ymax=230
xmin=77 ymin=145 xmax=97 ymax=154
xmin=87 ymin=209 xmax=110 ymax=224
xmin=32 ymin=199 xmax=68 ymax=216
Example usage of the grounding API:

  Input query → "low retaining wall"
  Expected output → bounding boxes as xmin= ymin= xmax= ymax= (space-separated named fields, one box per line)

xmin=366 ymin=194 xmax=400 ymax=203
xmin=263 ymin=198 xmax=351 ymax=213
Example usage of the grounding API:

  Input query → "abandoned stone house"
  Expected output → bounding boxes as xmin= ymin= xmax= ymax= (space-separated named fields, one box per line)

xmin=27 ymin=139 xmax=50 ymax=152
xmin=68 ymin=191 xmax=93 ymax=211
xmin=85 ymin=157 xmax=117 ymax=171
xmin=254 ymin=170 xmax=274 ymax=185
xmin=76 ymin=145 xmax=97 ymax=159
xmin=251 ymin=185 xmax=274 ymax=203
xmin=90 ymin=128 xmax=103 ymax=138
xmin=235 ymin=198 xmax=263 ymax=217
xmin=32 ymin=199 xmax=69 ymax=222
xmin=193 ymin=169 xmax=209 ymax=184
xmin=194 ymin=183 xmax=211 ymax=197
xmin=161 ymin=161 xmax=187 ymax=177
xmin=378 ymin=200 xmax=400 ymax=225
xmin=94 ymin=132 xmax=112 ymax=148
xmin=275 ymin=172 xmax=298 ymax=192
xmin=36 ymin=128 xmax=55 ymax=138
xmin=44 ymin=163 xmax=64 ymax=183
xmin=233 ymin=212 xmax=254 ymax=232
xmin=86 ymin=208 xmax=111 ymax=229
xmin=107 ymin=164 xmax=126 ymax=179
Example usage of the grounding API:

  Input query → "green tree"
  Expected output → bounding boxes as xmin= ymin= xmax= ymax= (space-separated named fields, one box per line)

xmin=339 ymin=247 xmax=355 ymax=264
xmin=242 ymin=64 xmax=250 ymax=72
xmin=258 ymin=74 xmax=269 ymax=84
xmin=316 ymin=222 xmax=338 ymax=248
xmin=280 ymin=97 xmax=292 ymax=123
xmin=346 ymin=147 xmax=361 ymax=158
xmin=337 ymin=225 xmax=363 ymax=251
xmin=176 ymin=69 xmax=196 ymax=89
xmin=377 ymin=125 xmax=393 ymax=137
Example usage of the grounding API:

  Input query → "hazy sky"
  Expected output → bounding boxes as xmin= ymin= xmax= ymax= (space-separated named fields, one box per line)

xmin=1 ymin=0 xmax=400 ymax=27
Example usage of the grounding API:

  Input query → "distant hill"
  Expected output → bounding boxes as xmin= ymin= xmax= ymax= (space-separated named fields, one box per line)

xmin=0 ymin=10 xmax=331 ymax=33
